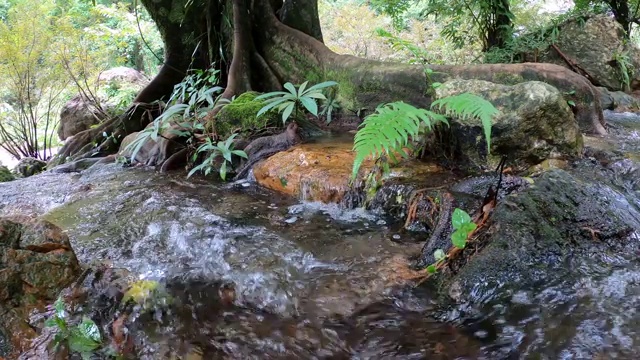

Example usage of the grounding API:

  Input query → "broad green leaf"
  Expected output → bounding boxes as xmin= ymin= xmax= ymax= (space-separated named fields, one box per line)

xmin=306 ymin=80 xmax=338 ymax=92
xmin=256 ymin=98 xmax=289 ymax=118
xmin=283 ymin=82 xmax=298 ymax=96
xmin=219 ymin=161 xmax=227 ymax=180
xmin=298 ymin=81 xmax=309 ymax=95
xmin=77 ymin=317 xmax=101 ymax=343
xmin=282 ymin=102 xmax=295 ymax=123
xmin=451 ymin=208 xmax=472 ymax=230
xmin=451 ymin=229 xmax=467 ymax=249
xmin=299 ymin=96 xmax=318 ymax=116
xmin=232 ymin=150 xmax=248 ymax=159
xmin=426 ymin=264 xmax=437 ymax=273
xmin=460 ymin=222 xmax=477 ymax=234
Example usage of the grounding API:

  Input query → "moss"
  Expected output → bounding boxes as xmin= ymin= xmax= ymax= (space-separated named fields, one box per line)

xmin=492 ymin=72 xmax=525 ymax=85
xmin=0 ymin=166 xmax=14 ymax=182
xmin=215 ymin=92 xmax=280 ymax=136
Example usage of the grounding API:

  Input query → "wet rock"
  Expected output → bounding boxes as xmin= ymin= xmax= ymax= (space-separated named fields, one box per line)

xmin=597 ymin=86 xmax=615 ymax=110
xmin=14 ymin=157 xmax=47 ymax=178
xmin=434 ymin=79 xmax=582 ymax=171
xmin=253 ymin=140 xmax=444 ymax=203
xmin=610 ymin=90 xmax=640 ymax=111
xmin=440 ymin=165 xmax=640 ymax=307
xmin=0 ymin=216 xmax=81 ymax=357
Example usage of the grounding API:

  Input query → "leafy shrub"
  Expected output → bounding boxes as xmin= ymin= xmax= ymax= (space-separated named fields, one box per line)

xmin=256 ymin=81 xmax=338 ymax=124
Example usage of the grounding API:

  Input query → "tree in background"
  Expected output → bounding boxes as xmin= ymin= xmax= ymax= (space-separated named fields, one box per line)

xmin=574 ymin=0 xmax=640 ymax=36
xmin=369 ymin=0 xmax=514 ymax=52
xmin=0 ymin=0 xmax=163 ymax=162
xmin=0 ymin=0 xmax=69 ymax=160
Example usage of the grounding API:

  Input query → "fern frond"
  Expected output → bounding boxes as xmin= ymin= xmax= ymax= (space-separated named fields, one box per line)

xmin=351 ymin=101 xmax=448 ymax=180
xmin=431 ymin=93 xmax=499 ymax=152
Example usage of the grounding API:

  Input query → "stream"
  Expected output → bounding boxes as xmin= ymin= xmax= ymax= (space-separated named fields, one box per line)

xmin=1 ymin=110 xmax=640 ymax=359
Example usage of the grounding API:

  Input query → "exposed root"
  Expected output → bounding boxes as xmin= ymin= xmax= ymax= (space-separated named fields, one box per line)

xmin=49 ymin=102 xmax=162 ymax=167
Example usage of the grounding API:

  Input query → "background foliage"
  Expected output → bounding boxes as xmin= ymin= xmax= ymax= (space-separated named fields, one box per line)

xmin=0 ymin=0 xmax=162 ymax=163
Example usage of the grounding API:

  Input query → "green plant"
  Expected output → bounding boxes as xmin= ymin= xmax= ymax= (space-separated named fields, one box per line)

xmin=351 ymin=101 xmax=448 ymax=180
xmin=350 ymin=94 xmax=498 ymax=180
xmin=45 ymin=297 xmax=102 ymax=359
xmin=187 ymin=133 xmax=247 ymax=180
xmin=425 ymin=208 xmax=477 ymax=273
xmin=124 ymin=68 xmax=223 ymax=162
xmin=255 ymin=80 xmax=338 ymax=124
xmin=613 ymin=50 xmax=633 ymax=92
xmin=320 ymin=92 xmax=341 ymax=124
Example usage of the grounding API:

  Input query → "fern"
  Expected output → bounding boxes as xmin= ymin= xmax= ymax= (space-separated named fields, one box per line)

xmin=351 ymin=94 xmax=499 ymax=180
xmin=431 ymin=93 xmax=499 ymax=152
xmin=351 ymin=102 xmax=448 ymax=179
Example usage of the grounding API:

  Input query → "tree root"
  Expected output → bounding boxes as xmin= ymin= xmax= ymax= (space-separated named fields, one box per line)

xmin=49 ymin=103 xmax=162 ymax=167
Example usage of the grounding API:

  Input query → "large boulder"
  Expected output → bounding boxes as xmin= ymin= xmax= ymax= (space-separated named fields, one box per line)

xmin=532 ymin=15 xmax=640 ymax=92
xmin=433 ymin=79 xmax=583 ymax=170
xmin=0 ymin=216 xmax=81 ymax=357
xmin=438 ymin=163 xmax=640 ymax=308
xmin=57 ymin=67 xmax=149 ymax=141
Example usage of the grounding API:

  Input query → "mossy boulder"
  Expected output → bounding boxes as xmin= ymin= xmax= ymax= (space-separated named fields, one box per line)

xmin=434 ymin=79 xmax=582 ymax=171
xmin=14 ymin=157 xmax=46 ymax=178
xmin=439 ymin=164 xmax=640 ymax=308
xmin=0 ymin=216 xmax=81 ymax=357
xmin=0 ymin=166 xmax=14 ymax=182
xmin=215 ymin=91 xmax=281 ymax=137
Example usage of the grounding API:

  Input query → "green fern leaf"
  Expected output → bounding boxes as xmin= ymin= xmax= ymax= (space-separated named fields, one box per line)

xmin=431 ymin=93 xmax=499 ymax=152
xmin=351 ymin=101 xmax=448 ymax=180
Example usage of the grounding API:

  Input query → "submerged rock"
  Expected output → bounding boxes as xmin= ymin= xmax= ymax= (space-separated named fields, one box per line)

xmin=434 ymin=79 xmax=583 ymax=171
xmin=0 ymin=216 xmax=81 ymax=357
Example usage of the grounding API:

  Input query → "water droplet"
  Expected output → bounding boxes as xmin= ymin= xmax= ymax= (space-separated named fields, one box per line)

xmin=392 ymin=234 xmax=401 ymax=240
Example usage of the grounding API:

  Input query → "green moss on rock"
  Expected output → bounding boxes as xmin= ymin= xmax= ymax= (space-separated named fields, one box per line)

xmin=215 ymin=92 xmax=280 ymax=137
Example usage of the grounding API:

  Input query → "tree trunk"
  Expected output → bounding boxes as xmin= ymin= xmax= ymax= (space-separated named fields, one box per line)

xmin=50 ymin=0 xmax=606 ymax=167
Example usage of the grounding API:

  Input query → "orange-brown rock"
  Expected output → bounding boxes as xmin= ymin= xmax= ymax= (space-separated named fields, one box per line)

xmin=252 ymin=141 xmax=443 ymax=203
xmin=0 ymin=216 xmax=81 ymax=357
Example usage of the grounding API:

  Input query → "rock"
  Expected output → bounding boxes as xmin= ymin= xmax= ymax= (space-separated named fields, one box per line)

xmin=57 ymin=67 xmax=149 ymax=141
xmin=253 ymin=140 xmax=444 ymax=203
xmin=57 ymin=94 xmax=113 ymax=142
xmin=596 ymin=86 xmax=615 ymax=110
xmin=97 ymin=66 xmax=149 ymax=86
xmin=531 ymin=15 xmax=640 ymax=91
xmin=0 ymin=216 xmax=81 ymax=357
xmin=434 ymin=79 xmax=583 ymax=170
xmin=439 ymin=164 xmax=640 ymax=307
xmin=0 ymin=165 xmax=14 ymax=183
xmin=596 ymin=87 xmax=640 ymax=111
xmin=610 ymin=90 xmax=640 ymax=111
xmin=14 ymin=157 xmax=46 ymax=178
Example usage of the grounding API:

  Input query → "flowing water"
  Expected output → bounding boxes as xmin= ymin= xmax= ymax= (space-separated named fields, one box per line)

xmin=2 ymin=112 xmax=640 ymax=358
